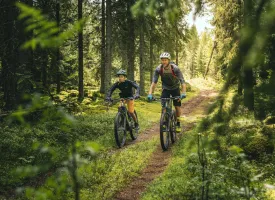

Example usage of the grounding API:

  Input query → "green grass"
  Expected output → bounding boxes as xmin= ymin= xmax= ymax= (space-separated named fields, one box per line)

xmin=141 ymin=90 xmax=275 ymax=200
xmin=141 ymin=96 xmax=207 ymax=200
xmin=0 ymin=85 xmax=200 ymax=199
xmin=141 ymin=130 xmax=200 ymax=200
xmin=79 ymin=138 xmax=158 ymax=200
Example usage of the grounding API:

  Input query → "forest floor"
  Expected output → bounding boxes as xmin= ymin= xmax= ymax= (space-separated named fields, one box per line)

xmin=114 ymin=90 xmax=218 ymax=200
xmin=0 ymin=86 xmax=220 ymax=200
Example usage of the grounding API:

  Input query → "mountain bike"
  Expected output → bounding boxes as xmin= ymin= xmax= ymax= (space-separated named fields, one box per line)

xmin=106 ymin=97 xmax=139 ymax=148
xmin=155 ymin=96 xmax=180 ymax=151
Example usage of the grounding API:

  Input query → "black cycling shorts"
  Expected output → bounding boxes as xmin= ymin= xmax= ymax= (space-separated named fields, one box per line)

xmin=161 ymin=88 xmax=181 ymax=107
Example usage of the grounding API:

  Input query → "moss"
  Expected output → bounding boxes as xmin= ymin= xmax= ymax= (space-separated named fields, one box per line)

xmin=84 ymin=89 xmax=89 ymax=97
xmin=81 ymin=98 xmax=92 ymax=105
xmin=213 ymin=123 xmax=228 ymax=136
xmin=197 ymin=117 xmax=211 ymax=132
xmin=262 ymin=126 xmax=275 ymax=137
xmin=244 ymin=134 xmax=274 ymax=159
xmin=264 ymin=116 xmax=275 ymax=125
xmin=230 ymin=133 xmax=247 ymax=147
xmin=59 ymin=91 xmax=69 ymax=96
xmin=68 ymin=90 xmax=79 ymax=97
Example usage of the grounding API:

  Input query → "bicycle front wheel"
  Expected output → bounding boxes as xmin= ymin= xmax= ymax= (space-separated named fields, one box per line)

xmin=170 ymin=110 xmax=177 ymax=143
xmin=160 ymin=112 xmax=170 ymax=151
xmin=114 ymin=112 xmax=126 ymax=148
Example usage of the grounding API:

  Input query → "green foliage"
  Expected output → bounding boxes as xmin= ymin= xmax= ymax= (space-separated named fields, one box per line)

xmin=244 ymin=134 xmax=272 ymax=159
xmin=17 ymin=2 xmax=85 ymax=50
xmin=80 ymin=139 xmax=158 ymax=200
xmin=0 ymin=92 xmax=164 ymax=197
xmin=143 ymin=86 xmax=275 ymax=199
xmin=143 ymin=127 xmax=274 ymax=199
xmin=131 ymin=0 xmax=185 ymax=23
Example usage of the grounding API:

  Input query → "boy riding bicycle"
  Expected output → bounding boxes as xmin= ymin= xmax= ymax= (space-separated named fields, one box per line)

xmin=105 ymin=69 xmax=140 ymax=129
xmin=147 ymin=52 xmax=186 ymax=132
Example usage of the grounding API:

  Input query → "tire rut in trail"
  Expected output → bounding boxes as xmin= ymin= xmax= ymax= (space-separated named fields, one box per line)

xmin=126 ymin=90 xmax=217 ymax=146
xmin=114 ymin=90 xmax=218 ymax=200
xmin=113 ymin=146 xmax=171 ymax=200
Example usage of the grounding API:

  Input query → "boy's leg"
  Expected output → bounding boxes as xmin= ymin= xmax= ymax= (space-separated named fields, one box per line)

xmin=127 ymin=100 xmax=138 ymax=128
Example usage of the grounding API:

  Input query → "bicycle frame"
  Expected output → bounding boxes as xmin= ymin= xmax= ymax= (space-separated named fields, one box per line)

xmin=106 ymin=97 xmax=135 ymax=130
xmin=106 ymin=97 xmax=138 ymax=148
xmin=157 ymin=96 xmax=181 ymax=116
xmin=155 ymin=96 xmax=180 ymax=151
xmin=161 ymin=98 xmax=173 ymax=116
xmin=117 ymin=98 xmax=134 ymax=122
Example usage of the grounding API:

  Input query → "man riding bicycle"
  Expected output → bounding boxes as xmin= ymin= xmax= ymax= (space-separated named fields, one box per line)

xmin=148 ymin=52 xmax=186 ymax=133
xmin=106 ymin=69 xmax=140 ymax=129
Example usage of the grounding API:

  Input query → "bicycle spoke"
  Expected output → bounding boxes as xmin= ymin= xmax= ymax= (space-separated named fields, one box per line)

xmin=115 ymin=113 xmax=126 ymax=148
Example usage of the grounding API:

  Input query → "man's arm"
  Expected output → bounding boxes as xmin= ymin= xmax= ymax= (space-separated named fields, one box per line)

xmin=149 ymin=82 xmax=157 ymax=94
xmin=149 ymin=67 xmax=160 ymax=94
xmin=181 ymin=83 xmax=186 ymax=94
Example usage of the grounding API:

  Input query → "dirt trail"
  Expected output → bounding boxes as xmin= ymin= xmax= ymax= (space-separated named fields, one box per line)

xmin=114 ymin=90 xmax=218 ymax=200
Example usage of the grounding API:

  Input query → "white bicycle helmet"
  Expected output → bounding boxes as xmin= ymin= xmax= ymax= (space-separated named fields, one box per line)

xmin=160 ymin=52 xmax=171 ymax=59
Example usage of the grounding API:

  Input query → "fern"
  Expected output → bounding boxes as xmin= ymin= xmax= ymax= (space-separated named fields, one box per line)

xmin=16 ymin=2 xmax=85 ymax=49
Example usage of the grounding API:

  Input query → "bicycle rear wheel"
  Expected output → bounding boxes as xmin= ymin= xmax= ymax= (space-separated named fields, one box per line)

xmin=170 ymin=110 xmax=177 ymax=143
xmin=129 ymin=110 xmax=139 ymax=140
xmin=160 ymin=112 xmax=170 ymax=151
xmin=114 ymin=112 xmax=126 ymax=148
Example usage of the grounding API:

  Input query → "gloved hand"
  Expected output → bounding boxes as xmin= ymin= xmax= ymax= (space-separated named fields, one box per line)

xmin=105 ymin=97 xmax=112 ymax=102
xmin=134 ymin=95 xmax=140 ymax=99
xmin=147 ymin=94 xmax=153 ymax=101
xmin=180 ymin=93 xmax=186 ymax=99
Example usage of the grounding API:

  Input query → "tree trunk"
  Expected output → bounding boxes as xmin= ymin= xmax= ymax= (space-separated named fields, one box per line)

xmin=56 ymin=0 xmax=61 ymax=93
xmin=149 ymin=20 xmax=154 ymax=83
xmin=139 ymin=19 xmax=145 ymax=95
xmin=78 ymin=0 xmax=84 ymax=100
xmin=127 ymin=0 xmax=135 ymax=81
xmin=191 ymin=61 xmax=194 ymax=79
xmin=41 ymin=50 xmax=48 ymax=88
xmin=121 ymin=43 xmax=128 ymax=70
xmin=243 ymin=0 xmax=254 ymax=111
xmin=243 ymin=69 xmax=254 ymax=110
xmin=18 ymin=0 xmax=34 ymax=94
xmin=237 ymin=0 xmax=243 ymax=95
xmin=104 ymin=0 xmax=112 ymax=94
xmin=100 ymin=0 xmax=106 ymax=93
xmin=204 ymin=41 xmax=217 ymax=79
xmin=2 ymin=1 xmax=17 ymax=110
xmin=237 ymin=73 xmax=243 ymax=95
xmin=18 ymin=0 xmax=32 ymax=67
xmin=150 ymin=38 xmax=154 ymax=83
xmin=176 ymin=31 xmax=179 ymax=65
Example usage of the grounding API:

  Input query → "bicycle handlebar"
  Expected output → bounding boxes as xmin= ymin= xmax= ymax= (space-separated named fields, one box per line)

xmin=105 ymin=97 xmax=139 ymax=102
xmin=153 ymin=96 xmax=181 ymax=100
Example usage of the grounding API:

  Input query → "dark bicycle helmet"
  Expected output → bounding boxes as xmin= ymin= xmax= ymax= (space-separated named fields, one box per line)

xmin=116 ymin=69 xmax=127 ymax=77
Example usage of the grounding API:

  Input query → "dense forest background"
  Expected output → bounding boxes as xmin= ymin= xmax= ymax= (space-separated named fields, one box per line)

xmin=1 ymin=0 xmax=275 ymax=199
xmin=0 ymin=0 xmax=218 ymax=110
